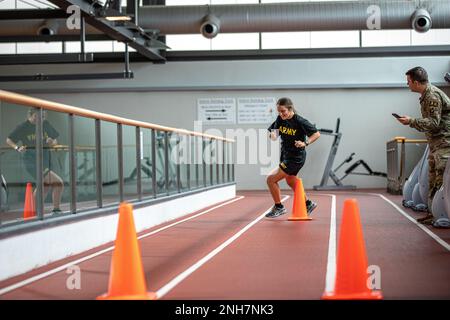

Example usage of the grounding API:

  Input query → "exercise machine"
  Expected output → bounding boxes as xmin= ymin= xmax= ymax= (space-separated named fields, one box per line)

xmin=431 ymin=155 xmax=450 ymax=228
xmin=0 ymin=149 xmax=8 ymax=213
xmin=0 ymin=174 xmax=7 ymax=213
xmin=313 ymin=118 xmax=387 ymax=191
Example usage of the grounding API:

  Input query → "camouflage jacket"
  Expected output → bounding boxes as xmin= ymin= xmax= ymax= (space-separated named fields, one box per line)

xmin=409 ymin=84 xmax=450 ymax=150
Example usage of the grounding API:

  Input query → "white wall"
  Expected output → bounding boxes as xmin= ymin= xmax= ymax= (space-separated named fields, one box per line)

xmin=1 ymin=56 xmax=448 ymax=190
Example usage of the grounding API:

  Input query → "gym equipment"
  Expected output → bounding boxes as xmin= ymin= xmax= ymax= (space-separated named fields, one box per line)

xmin=402 ymin=157 xmax=421 ymax=207
xmin=411 ymin=152 xmax=429 ymax=211
xmin=402 ymin=146 xmax=429 ymax=210
xmin=314 ymin=118 xmax=387 ymax=191
xmin=126 ymin=156 xmax=171 ymax=190
xmin=411 ymin=182 xmax=427 ymax=211
xmin=432 ymin=157 xmax=450 ymax=228
xmin=104 ymin=134 xmax=177 ymax=191
xmin=431 ymin=186 xmax=450 ymax=227
xmin=0 ymin=149 xmax=8 ymax=213
xmin=0 ymin=174 xmax=7 ymax=213
xmin=417 ymin=148 xmax=429 ymax=208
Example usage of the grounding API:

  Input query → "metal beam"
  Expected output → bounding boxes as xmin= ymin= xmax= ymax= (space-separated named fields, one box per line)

xmin=46 ymin=0 xmax=165 ymax=61
xmin=165 ymin=46 xmax=450 ymax=61
xmin=35 ymin=108 xmax=44 ymax=220
xmin=0 ymin=35 xmax=110 ymax=43
xmin=0 ymin=9 xmax=68 ymax=20
xmin=0 ymin=53 xmax=94 ymax=64
xmin=95 ymin=119 xmax=103 ymax=208
xmin=68 ymin=114 xmax=77 ymax=214
xmin=2 ymin=45 xmax=447 ymax=66
xmin=0 ymin=72 xmax=133 ymax=81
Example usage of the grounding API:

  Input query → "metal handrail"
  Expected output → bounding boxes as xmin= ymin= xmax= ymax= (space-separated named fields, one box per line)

xmin=0 ymin=90 xmax=234 ymax=142
xmin=0 ymin=90 xmax=235 ymax=232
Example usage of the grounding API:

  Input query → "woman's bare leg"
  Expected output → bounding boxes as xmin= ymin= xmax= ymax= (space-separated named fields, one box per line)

xmin=266 ymin=168 xmax=289 ymax=204
xmin=44 ymin=170 xmax=64 ymax=209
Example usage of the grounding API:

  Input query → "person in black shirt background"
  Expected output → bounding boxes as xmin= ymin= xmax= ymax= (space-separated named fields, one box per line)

xmin=6 ymin=108 xmax=64 ymax=215
xmin=266 ymin=98 xmax=321 ymax=218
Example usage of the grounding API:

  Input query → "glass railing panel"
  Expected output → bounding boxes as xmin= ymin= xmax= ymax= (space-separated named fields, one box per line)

xmin=42 ymin=109 xmax=69 ymax=217
xmin=141 ymin=128 xmax=154 ymax=198
xmin=1 ymin=104 xmax=38 ymax=224
xmin=178 ymin=134 xmax=189 ymax=191
xmin=73 ymin=116 xmax=97 ymax=211
xmin=190 ymin=135 xmax=198 ymax=189
xmin=167 ymin=132 xmax=178 ymax=194
xmin=123 ymin=125 xmax=138 ymax=202
xmin=155 ymin=131 xmax=166 ymax=195
xmin=204 ymin=139 xmax=212 ymax=187
xmin=101 ymin=121 xmax=119 ymax=206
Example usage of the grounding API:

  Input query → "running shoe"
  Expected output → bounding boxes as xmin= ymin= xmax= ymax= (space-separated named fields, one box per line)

xmin=306 ymin=200 xmax=317 ymax=216
xmin=51 ymin=208 xmax=63 ymax=215
xmin=265 ymin=205 xmax=287 ymax=218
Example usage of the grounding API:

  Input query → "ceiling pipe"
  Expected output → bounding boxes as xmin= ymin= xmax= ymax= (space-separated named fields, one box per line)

xmin=138 ymin=0 xmax=450 ymax=34
xmin=0 ymin=0 xmax=449 ymax=38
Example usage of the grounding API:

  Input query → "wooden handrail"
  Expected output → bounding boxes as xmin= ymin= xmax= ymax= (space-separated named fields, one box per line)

xmin=0 ymin=90 xmax=234 ymax=143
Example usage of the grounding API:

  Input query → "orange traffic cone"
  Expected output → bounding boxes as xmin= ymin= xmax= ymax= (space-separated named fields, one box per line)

xmin=97 ymin=202 xmax=157 ymax=300
xmin=288 ymin=178 xmax=312 ymax=221
xmin=322 ymin=199 xmax=383 ymax=300
xmin=23 ymin=182 xmax=36 ymax=220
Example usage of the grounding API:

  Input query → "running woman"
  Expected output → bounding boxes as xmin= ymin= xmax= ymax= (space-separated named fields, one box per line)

xmin=266 ymin=97 xmax=320 ymax=218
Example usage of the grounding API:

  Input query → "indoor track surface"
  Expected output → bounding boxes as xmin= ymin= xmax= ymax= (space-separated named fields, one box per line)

xmin=0 ymin=190 xmax=449 ymax=300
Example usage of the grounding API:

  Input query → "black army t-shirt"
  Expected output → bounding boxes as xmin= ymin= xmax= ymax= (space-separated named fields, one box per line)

xmin=8 ymin=120 xmax=59 ymax=147
xmin=268 ymin=114 xmax=318 ymax=159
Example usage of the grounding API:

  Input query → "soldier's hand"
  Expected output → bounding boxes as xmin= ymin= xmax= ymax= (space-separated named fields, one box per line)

xmin=398 ymin=116 xmax=411 ymax=125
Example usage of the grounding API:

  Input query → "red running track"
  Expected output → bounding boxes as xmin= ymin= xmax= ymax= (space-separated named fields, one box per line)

xmin=0 ymin=190 xmax=449 ymax=300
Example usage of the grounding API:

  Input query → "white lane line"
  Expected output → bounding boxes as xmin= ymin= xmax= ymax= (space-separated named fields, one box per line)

xmin=316 ymin=191 xmax=450 ymax=252
xmin=0 ymin=196 xmax=245 ymax=296
xmin=155 ymin=195 xmax=291 ymax=299
xmin=314 ymin=194 xmax=337 ymax=294
xmin=376 ymin=193 xmax=450 ymax=252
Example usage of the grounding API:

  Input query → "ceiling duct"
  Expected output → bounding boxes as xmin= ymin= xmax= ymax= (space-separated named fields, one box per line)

xmin=0 ymin=0 xmax=449 ymax=38
xmin=138 ymin=0 xmax=450 ymax=34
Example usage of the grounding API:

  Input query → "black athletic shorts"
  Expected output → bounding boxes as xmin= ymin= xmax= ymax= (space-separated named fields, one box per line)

xmin=22 ymin=150 xmax=51 ymax=180
xmin=279 ymin=154 xmax=306 ymax=176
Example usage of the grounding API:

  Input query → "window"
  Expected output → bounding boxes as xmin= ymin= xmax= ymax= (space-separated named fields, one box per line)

xmin=166 ymin=35 xmax=211 ymax=51
xmin=362 ymin=30 xmax=411 ymax=47
xmin=0 ymin=43 xmax=16 ymax=54
xmin=211 ymin=33 xmax=259 ymax=50
xmin=310 ymin=31 xmax=360 ymax=48
xmin=16 ymin=42 xmax=62 ymax=54
xmin=412 ymin=29 xmax=450 ymax=46
xmin=262 ymin=32 xmax=310 ymax=49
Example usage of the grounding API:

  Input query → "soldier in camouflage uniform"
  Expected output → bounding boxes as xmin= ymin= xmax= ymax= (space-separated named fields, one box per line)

xmin=397 ymin=67 xmax=450 ymax=225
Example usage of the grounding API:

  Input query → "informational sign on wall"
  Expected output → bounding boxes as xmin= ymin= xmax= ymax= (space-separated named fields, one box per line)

xmin=237 ymin=97 xmax=277 ymax=124
xmin=197 ymin=98 xmax=236 ymax=124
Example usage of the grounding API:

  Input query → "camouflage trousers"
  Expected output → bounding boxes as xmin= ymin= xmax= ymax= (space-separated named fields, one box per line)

xmin=428 ymin=147 xmax=450 ymax=209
